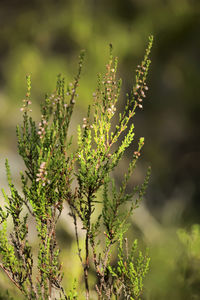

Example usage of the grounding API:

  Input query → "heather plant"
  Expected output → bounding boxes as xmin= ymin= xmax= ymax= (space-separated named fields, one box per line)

xmin=0 ymin=36 xmax=153 ymax=300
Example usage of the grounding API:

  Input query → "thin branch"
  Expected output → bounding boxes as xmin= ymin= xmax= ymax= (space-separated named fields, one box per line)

xmin=71 ymin=209 xmax=84 ymax=266
xmin=0 ymin=263 xmax=22 ymax=291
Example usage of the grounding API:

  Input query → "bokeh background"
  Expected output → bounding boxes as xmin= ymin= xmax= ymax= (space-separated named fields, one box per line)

xmin=0 ymin=0 xmax=200 ymax=299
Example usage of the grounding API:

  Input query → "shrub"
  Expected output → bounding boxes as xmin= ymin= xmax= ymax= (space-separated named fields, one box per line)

xmin=0 ymin=36 xmax=153 ymax=299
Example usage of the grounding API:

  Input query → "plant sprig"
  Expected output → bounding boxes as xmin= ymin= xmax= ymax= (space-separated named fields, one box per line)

xmin=0 ymin=36 xmax=153 ymax=300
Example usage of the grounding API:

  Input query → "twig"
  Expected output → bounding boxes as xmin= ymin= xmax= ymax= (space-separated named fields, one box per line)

xmin=71 ymin=209 xmax=84 ymax=266
xmin=0 ymin=263 xmax=22 ymax=291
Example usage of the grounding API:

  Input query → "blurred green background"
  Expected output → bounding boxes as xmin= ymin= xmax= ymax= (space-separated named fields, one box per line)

xmin=0 ymin=0 xmax=200 ymax=299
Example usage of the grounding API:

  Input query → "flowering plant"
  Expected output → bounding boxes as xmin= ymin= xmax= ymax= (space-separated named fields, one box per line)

xmin=0 ymin=36 xmax=153 ymax=300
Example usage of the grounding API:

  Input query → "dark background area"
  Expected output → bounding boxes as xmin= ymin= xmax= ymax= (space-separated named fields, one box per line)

xmin=0 ymin=0 xmax=199 ymax=299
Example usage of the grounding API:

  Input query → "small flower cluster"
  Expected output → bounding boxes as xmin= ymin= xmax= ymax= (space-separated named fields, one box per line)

xmin=134 ymin=65 xmax=149 ymax=109
xmin=66 ymin=82 xmax=78 ymax=105
xmin=20 ymin=99 xmax=32 ymax=112
xmin=82 ymin=117 xmax=93 ymax=129
xmin=49 ymin=93 xmax=60 ymax=106
xmin=107 ymin=104 xmax=116 ymax=116
xmin=92 ymin=53 xmax=118 ymax=123
xmin=134 ymin=151 xmax=141 ymax=158
xmin=36 ymin=162 xmax=50 ymax=186
xmin=82 ymin=117 xmax=87 ymax=129
xmin=38 ymin=117 xmax=47 ymax=139
xmin=20 ymin=75 xmax=32 ymax=112
xmin=104 ymin=63 xmax=118 ymax=104
xmin=49 ymin=93 xmax=62 ymax=114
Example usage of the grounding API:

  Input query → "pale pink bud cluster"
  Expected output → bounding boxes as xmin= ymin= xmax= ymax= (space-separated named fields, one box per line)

xmin=36 ymin=162 xmax=49 ymax=186
xmin=134 ymin=64 xmax=149 ymax=109
xmin=82 ymin=117 xmax=93 ymax=129
xmin=20 ymin=99 xmax=32 ymax=112
xmin=134 ymin=151 xmax=141 ymax=158
xmin=102 ymin=61 xmax=118 ymax=109
xmin=38 ymin=117 xmax=47 ymax=139
xmin=50 ymin=94 xmax=60 ymax=106
xmin=107 ymin=104 xmax=116 ymax=116
xmin=49 ymin=92 xmax=69 ymax=112
xmin=82 ymin=117 xmax=87 ymax=128
xmin=65 ymin=82 xmax=79 ymax=105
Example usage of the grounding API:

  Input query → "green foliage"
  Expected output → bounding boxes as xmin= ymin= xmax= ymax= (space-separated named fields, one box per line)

xmin=178 ymin=224 xmax=200 ymax=260
xmin=108 ymin=237 xmax=150 ymax=300
xmin=0 ymin=36 xmax=153 ymax=299
xmin=67 ymin=280 xmax=78 ymax=300
xmin=176 ymin=224 xmax=200 ymax=299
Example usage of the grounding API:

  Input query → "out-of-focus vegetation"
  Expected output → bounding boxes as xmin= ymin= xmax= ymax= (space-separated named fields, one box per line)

xmin=0 ymin=0 xmax=199 ymax=299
